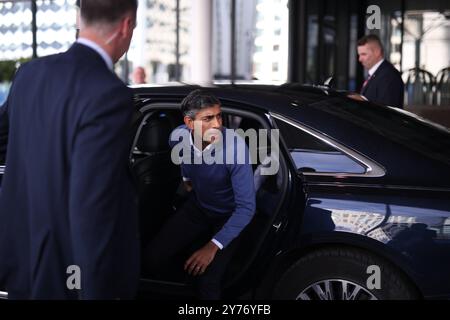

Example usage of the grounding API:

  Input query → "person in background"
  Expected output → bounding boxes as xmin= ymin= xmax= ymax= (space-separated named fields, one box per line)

xmin=348 ymin=34 xmax=404 ymax=108
xmin=132 ymin=66 xmax=147 ymax=84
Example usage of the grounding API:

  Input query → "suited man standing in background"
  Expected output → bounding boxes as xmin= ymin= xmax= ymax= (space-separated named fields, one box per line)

xmin=0 ymin=0 xmax=140 ymax=299
xmin=349 ymin=34 xmax=404 ymax=109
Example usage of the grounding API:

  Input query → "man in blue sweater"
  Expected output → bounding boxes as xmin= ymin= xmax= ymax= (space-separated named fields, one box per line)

xmin=143 ymin=89 xmax=256 ymax=299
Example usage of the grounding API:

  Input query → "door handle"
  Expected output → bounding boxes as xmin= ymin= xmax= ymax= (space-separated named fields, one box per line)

xmin=272 ymin=221 xmax=282 ymax=232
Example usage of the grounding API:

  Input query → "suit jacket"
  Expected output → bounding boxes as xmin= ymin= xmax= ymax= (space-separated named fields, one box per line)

xmin=0 ymin=102 xmax=7 ymax=165
xmin=0 ymin=43 xmax=140 ymax=299
xmin=361 ymin=60 xmax=404 ymax=108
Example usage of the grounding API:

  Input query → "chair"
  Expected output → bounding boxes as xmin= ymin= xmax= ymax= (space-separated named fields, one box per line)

xmin=435 ymin=67 xmax=450 ymax=106
xmin=402 ymin=68 xmax=435 ymax=106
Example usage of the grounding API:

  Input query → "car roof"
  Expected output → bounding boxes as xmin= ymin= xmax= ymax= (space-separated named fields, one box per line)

xmin=131 ymin=82 xmax=346 ymax=118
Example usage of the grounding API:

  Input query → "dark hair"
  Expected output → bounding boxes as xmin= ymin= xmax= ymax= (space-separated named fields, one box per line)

xmin=79 ymin=0 xmax=138 ymax=25
xmin=357 ymin=34 xmax=384 ymax=55
xmin=181 ymin=89 xmax=221 ymax=118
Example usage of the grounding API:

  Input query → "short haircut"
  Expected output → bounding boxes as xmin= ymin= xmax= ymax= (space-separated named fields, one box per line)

xmin=181 ymin=89 xmax=221 ymax=119
xmin=357 ymin=34 xmax=384 ymax=55
xmin=79 ymin=0 xmax=138 ymax=25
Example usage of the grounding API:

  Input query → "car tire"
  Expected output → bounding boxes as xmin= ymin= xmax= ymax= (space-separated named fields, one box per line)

xmin=272 ymin=247 xmax=420 ymax=300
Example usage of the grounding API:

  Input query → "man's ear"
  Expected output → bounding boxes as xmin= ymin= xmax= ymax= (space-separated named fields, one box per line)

xmin=184 ymin=116 xmax=194 ymax=130
xmin=119 ymin=14 xmax=134 ymax=38
xmin=370 ymin=43 xmax=381 ymax=57
xmin=373 ymin=46 xmax=380 ymax=56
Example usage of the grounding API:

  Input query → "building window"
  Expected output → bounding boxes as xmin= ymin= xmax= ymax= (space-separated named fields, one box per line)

xmin=272 ymin=62 xmax=279 ymax=72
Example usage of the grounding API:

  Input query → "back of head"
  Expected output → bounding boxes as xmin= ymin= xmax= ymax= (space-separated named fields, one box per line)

xmin=357 ymin=34 xmax=384 ymax=56
xmin=79 ymin=0 xmax=138 ymax=26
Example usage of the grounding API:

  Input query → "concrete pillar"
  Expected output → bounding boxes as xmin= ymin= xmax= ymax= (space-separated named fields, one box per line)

xmin=190 ymin=0 xmax=213 ymax=85
xmin=136 ymin=0 xmax=147 ymax=67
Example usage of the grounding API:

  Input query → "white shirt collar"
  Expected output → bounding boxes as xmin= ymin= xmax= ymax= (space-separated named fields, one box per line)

xmin=76 ymin=38 xmax=114 ymax=71
xmin=189 ymin=131 xmax=213 ymax=156
xmin=368 ymin=59 xmax=384 ymax=77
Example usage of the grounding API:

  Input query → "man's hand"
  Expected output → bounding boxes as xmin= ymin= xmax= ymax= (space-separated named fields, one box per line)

xmin=347 ymin=93 xmax=367 ymax=102
xmin=184 ymin=241 xmax=219 ymax=276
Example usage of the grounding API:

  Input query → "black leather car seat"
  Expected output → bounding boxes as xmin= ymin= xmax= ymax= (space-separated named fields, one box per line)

xmin=132 ymin=114 xmax=181 ymax=245
xmin=253 ymin=153 xmax=283 ymax=216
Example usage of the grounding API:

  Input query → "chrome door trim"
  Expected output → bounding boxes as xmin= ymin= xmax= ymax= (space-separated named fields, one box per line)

xmin=269 ymin=112 xmax=386 ymax=178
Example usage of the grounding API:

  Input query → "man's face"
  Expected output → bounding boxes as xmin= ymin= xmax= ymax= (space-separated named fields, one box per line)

xmin=186 ymin=105 xmax=222 ymax=145
xmin=357 ymin=43 xmax=382 ymax=70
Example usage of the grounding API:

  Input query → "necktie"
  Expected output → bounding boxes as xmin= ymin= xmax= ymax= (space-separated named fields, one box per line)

xmin=361 ymin=74 xmax=372 ymax=93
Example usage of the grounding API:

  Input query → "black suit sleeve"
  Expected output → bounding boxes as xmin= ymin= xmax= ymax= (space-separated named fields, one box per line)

xmin=0 ymin=67 xmax=24 ymax=165
xmin=0 ymin=100 xmax=8 ymax=165
xmin=68 ymin=85 xmax=135 ymax=299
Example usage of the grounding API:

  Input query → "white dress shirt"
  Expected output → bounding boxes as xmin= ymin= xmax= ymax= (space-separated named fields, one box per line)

xmin=361 ymin=59 xmax=385 ymax=101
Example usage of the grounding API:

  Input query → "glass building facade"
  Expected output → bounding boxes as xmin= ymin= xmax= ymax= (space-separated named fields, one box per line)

xmin=0 ymin=0 xmax=448 ymax=107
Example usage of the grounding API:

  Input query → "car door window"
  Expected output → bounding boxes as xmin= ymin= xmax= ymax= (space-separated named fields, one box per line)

xmin=274 ymin=117 xmax=367 ymax=174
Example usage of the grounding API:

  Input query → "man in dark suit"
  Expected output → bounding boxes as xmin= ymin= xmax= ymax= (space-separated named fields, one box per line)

xmin=0 ymin=0 xmax=139 ymax=299
xmin=349 ymin=34 xmax=404 ymax=108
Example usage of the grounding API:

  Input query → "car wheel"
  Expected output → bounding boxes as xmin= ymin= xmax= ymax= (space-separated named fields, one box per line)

xmin=273 ymin=247 xmax=420 ymax=300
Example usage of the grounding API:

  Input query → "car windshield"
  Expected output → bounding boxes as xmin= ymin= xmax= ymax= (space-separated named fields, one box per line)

xmin=310 ymin=97 xmax=450 ymax=166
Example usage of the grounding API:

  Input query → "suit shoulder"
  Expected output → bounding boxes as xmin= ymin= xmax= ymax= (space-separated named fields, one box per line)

xmin=72 ymin=64 xmax=132 ymax=101
xmin=14 ymin=52 xmax=63 ymax=76
xmin=375 ymin=61 xmax=402 ymax=82
xmin=57 ymin=47 xmax=127 ymax=93
xmin=381 ymin=61 xmax=401 ymax=76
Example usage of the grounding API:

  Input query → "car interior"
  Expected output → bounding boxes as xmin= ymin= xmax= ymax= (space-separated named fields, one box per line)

xmin=129 ymin=104 xmax=289 ymax=296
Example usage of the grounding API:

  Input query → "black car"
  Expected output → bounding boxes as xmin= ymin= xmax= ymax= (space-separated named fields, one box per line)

xmin=128 ymin=83 xmax=450 ymax=300
xmin=2 ymin=83 xmax=450 ymax=300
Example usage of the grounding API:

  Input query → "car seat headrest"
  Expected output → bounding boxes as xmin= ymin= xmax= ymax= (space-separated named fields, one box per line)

xmin=136 ymin=114 xmax=172 ymax=153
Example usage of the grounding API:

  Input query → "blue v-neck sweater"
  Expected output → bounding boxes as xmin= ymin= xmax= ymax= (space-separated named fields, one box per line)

xmin=169 ymin=125 xmax=256 ymax=249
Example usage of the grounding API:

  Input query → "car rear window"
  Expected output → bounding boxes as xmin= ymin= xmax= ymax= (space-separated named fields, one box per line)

xmin=311 ymin=98 xmax=450 ymax=166
xmin=274 ymin=116 xmax=367 ymax=174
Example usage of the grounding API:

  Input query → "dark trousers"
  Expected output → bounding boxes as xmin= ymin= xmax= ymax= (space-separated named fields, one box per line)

xmin=143 ymin=195 xmax=237 ymax=300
